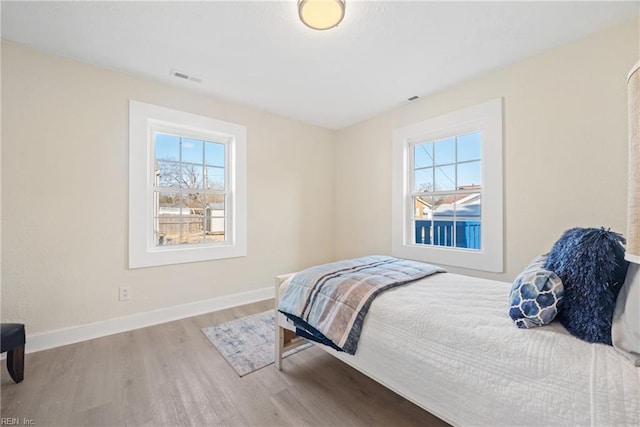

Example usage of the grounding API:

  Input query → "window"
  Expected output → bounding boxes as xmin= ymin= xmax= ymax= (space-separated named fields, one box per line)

xmin=392 ymin=99 xmax=503 ymax=272
xmin=412 ymin=132 xmax=482 ymax=250
xmin=153 ymin=133 xmax=227 ymax=246
xmin=129 ymin=101 xmax=247 ymax=268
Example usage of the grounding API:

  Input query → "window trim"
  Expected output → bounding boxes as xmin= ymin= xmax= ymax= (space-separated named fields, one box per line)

xmin=391 ymin=99 xmax=503 ymax=272
xmin=129 ymin=100 xmax=247 ymax=269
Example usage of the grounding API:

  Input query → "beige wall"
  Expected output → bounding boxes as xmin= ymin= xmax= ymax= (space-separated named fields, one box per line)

xmin=1 ymin=42 xmax=334 ymax=334
xmin=3 ymin=18 xmax=638 ymax=336
xmin=333 ymin=18 xmax=639 ymax=282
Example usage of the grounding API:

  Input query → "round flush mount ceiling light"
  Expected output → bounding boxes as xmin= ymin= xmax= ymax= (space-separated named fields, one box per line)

xmin=298 ymin=0 xmax=345 ymax=30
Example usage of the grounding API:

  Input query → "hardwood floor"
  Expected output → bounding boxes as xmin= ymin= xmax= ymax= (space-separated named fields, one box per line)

xmin=0 ymin=300 xmax=450 ymax=426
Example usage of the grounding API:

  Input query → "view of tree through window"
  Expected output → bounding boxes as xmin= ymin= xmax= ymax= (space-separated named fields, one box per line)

xmin=153 ymin=133 xmax=226 ymax=246
xmin=412 ymin=131 xmax=482 ymax=250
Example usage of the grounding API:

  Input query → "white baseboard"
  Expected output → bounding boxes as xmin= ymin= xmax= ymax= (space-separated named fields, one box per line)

xmin=24 ymin=287 xmax=274 ymax=355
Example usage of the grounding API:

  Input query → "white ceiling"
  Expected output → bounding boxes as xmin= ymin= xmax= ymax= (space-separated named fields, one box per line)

xmin=2 ymin=1 xmax=638 ymax=130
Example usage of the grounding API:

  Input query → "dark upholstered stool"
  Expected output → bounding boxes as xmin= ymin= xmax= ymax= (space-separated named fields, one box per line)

xmin=1 ymin=323 xmax=25 ymax=383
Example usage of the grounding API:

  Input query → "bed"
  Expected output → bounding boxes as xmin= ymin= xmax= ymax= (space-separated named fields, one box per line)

xmin=274 ymin=269 xmax=640 ymax=426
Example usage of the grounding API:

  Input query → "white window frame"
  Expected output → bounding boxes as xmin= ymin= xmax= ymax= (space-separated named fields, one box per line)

xmin=392 ymin=98 xmax=503 ymax=272
xmin=129 ymin=100 xmax=247 ymax=268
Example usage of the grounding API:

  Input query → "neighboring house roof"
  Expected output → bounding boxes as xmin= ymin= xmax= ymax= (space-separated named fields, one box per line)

xmin=434 ymin=200 xmax=481 ymax=218
xmin=416 ymin=193 xmax=481 ymax=219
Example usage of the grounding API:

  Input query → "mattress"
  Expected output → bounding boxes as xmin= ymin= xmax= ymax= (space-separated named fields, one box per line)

xmin=279 ymin=272 xmax=640 ymax=426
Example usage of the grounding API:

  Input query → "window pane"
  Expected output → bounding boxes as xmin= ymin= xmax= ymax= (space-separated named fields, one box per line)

xmin=457 ymin=132 xmax=482 ymax=162
xmin=156 ymin=160 xmax=181 ymax=188
xmin=457 ymin=160 xmax=482 ymax=189
xmin=203 ymin=193 xmax=225 ymax=210
xmin=434 ymin=137 xmax=455 ymax=165
xmin=183 ymin=192 xmax=205 ymax=212
xmin=431 ymin=194 xmax=454 ymax=247
xmin=156 ymin=191 xmax=181 ymax=211
xmin=414 ymin=220 xmax=432 ymax=245
xmin=413 ymin=196 xmax=431 ymax=220
xmin=455 ymin=193 xmax=481 ymax=219
xmin=432 ymin=220 xmax=454 ymax=247
xmin=181 ymin=165 xmax=204 ymax=189
xmin=205 ymin=142 xmax=225 ymax=167
xmin=413 ymin=195 xmax=432 ymax=245
xmin=182 ymin=216 xmax=204 ymax=244
xmin=154 ymin=191 xmax=183 ymax=246
xmin=154 ymin=133 xmax=180 ymax=161
xmin=434 ymin=165 xmax=455 ymax=191
xmin=181 ymin=138 xmax=203 ymax=165
xmin=155 ymin=217 xmax=181 ymax=246
xmin=431 ymin=195 xmax=449 ymax=219
xmin=205 ymin=215 xmax=225 ymax=242
xmin=432 ymin=195 xmax=454 ymax=221
xmin=454 ymin=193 xmax=481 ymax=250
xmin=414 ymin=142 xmax=433 ymax=169
xmin=180 ymin=192 xmax=203 ymax=244
xmin=206 ymin=166 xmax=225 ymax=190
xmin=455 ymin=221 xmax=481 ymax=250
xmin=414 ymin=167 xmax=433 ymax=192
xmin=205 ymin=195 xmax=225 ymax=242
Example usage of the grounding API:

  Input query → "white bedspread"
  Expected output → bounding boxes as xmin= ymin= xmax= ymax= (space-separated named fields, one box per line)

xmin=283 ymin=272 xmax=640 ymax=426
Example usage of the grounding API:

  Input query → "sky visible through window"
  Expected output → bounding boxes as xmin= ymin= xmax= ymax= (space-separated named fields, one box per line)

xmin=154 ymin=133 xmax=225 ymax=166
xmin=414 ymin=131 xmax=482 ymax=192
xmin=154 ymin=133 xmax=225 ymax=190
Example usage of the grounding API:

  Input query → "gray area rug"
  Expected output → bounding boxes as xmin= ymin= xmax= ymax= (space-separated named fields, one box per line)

xmin=202 ymin=310 xmax=312 ymax=377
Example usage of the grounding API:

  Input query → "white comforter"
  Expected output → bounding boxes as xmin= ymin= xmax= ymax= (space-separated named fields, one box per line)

xmin=287 ymin=272 xmax=640 ymax=426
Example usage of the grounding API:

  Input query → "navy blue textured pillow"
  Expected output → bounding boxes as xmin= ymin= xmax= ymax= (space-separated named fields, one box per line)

xmin=545 ymin=227 xmax=629 ymax=345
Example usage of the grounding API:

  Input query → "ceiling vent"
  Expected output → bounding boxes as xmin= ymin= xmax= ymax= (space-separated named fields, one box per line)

xmin=170 ymin=69 xmax=202 ymax=83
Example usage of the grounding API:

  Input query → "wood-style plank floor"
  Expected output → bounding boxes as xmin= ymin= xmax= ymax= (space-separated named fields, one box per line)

xmin=0 ymin=300 xmax=450 ymax=427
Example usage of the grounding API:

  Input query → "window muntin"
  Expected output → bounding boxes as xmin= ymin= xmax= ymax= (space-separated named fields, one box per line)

xmin=153 ymin=133 xmax=228 ymax=247
xmin=411 ymin=131 xmax=482 ymax=251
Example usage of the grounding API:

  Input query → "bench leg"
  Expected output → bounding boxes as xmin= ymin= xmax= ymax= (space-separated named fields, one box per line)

xmin=7 ymin=345 xmax=24 ymax=383
xmin=275 ymin=313 xmax=284 ymax=370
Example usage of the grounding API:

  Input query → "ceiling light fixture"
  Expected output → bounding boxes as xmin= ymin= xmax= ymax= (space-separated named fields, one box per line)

xmin=298 ymin=0 xmax=345 ymax=31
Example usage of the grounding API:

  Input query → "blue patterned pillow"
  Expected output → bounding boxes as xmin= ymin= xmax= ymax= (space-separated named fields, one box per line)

xmin=509 ymin=255 xmax=564 ymax=329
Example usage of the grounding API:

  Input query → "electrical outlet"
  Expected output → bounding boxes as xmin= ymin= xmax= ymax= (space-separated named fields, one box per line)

xmin=119 ymin=286 xmax=131 ymax=301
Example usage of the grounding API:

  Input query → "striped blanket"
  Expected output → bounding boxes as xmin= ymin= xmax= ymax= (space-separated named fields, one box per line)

xmin=278 ymin=255 xmax=445 ymax=354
